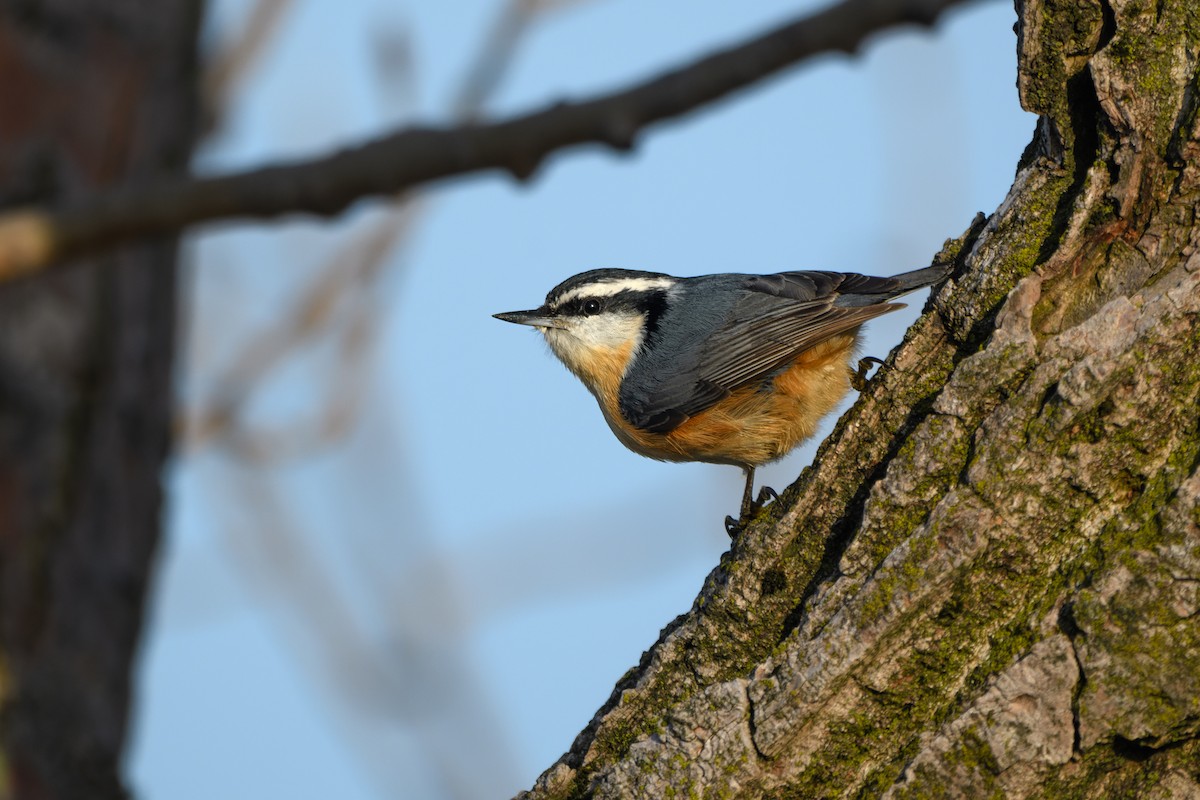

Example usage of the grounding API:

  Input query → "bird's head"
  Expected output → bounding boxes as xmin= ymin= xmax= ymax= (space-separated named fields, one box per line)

xmin=494 ymin=269 xmax=677 ymax=392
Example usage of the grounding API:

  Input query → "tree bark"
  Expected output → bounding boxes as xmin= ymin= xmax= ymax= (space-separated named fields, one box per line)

xmin=0 ymin=3 xmax=202 ymax=798
xmin=519 ymin=0 xmax=1200 ymax=797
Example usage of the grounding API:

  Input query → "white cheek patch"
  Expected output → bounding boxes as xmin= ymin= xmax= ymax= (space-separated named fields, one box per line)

xmin=570 ymin=312 xmax=645 ymax=349
xmin=543 ymin=328 xmax=585 ymax=371
xmin=543 ymin=312 xmax=645 ymax=379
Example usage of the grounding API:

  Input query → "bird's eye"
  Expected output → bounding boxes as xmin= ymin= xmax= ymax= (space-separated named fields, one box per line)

xmin=583 ymin=299 xmax=602 ymax=315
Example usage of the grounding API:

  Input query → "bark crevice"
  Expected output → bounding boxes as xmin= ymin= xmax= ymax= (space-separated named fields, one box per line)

xmin=517 ymin=0 xmax=1200 ymax=796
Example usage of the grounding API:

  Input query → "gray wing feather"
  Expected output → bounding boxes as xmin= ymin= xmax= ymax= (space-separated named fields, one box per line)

xmin=619 ymin=266 xmax=946 ymax=434
xmin=696 ymin=300 xmax=901 ymax=391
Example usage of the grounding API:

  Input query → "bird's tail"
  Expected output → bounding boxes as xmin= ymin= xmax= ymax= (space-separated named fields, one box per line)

xmin=888 ymin=261 xmax=953 ymax=292
xmin=832 ymin=261 xmax=952 ymax=307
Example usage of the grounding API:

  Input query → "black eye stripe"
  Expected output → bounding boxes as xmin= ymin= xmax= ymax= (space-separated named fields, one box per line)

xmin=555 ymin=296 xmax=605 ymax=316
xmin=641 ymin=291 xmax=669 ymax=342
xmin=556 ymin=288 xmax=668 ymax=317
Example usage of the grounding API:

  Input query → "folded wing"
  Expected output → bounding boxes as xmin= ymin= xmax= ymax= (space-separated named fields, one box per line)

xmin=618 ymin=268 xmax=941 ymax=434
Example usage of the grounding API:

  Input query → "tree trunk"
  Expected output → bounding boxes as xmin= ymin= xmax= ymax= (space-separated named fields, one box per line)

xmin=520 ymin=0 xmax=1200 ymax=797
xmin=0 ymin=3 xmax=201 ymax=798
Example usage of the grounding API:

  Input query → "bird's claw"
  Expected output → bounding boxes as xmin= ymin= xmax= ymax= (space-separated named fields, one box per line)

xmin=851 ymin=356 xmax=885 ymax=392
xmin=727 ymin=486 xmax=779 ymax=538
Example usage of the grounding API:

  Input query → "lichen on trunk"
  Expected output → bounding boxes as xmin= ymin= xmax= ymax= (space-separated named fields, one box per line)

xmin=518 ymin=0 xmax=1200 ymax=797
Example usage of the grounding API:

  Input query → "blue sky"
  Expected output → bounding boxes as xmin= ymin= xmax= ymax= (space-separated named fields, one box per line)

xmin=127 ymin=1 xmax=1034 ymax=798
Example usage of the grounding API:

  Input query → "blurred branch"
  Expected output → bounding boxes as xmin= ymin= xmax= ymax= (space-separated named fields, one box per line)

xmin=452 ymin=0 xmax=592 ymax=119
xmin=218 ymin=461 xmax=519 ymax=798
xmin=0 ymin=0 xmax=979 ymax=281
xmin=202 ymin=0 xmax=297 ymax=128
xmin=198 ymin=305 xmax=377 ymax=462
xmin=184 ymin=0 xmax=573 ymax=458
xmin=186 ymin=9 xmax=578 ymax=791
xmin=451 ymin=2 xmax=533 ymax=119
xmin=177 ymin=202 xmax=419 ymax=455
xmin=371 ymin=25 xmax=420 ymax=114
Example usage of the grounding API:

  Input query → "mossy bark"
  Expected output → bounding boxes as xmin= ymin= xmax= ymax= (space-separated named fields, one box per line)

xmin=519 ymin=0 xmax=1200 ymax=797
xmin=0 ymin=3 xmax=202 ymax=798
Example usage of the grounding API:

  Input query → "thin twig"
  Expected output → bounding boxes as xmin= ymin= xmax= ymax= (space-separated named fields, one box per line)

xmin=178 ymin=201 xmax=421 ymax=453
xmin=185 ymin=0 xmax=571 ymax=456
xmin=203 ymin=0 xmax=297 ymax=124
xmin=0 ymin=0 xmax=980 ymax=280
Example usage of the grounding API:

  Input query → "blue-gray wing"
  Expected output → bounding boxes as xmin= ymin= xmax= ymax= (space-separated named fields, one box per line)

xmin=618 ymin=267 xmax=945 ymax=434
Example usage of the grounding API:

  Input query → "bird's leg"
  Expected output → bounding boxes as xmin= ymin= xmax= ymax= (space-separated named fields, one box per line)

xmin=851 ymin=356 xmax=885 ymax=392
xmin=740 ymin=465 xmax=756 ymax=521
xmin=726 ymin=466 xmax=773 ymax=538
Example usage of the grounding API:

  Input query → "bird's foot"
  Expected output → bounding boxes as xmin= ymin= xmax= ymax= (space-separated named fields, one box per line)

xmin=724 ymin=515 xmax=741 ymax=538
xmin=725 ymin=486 xmax=780 ymax=538
xmin=851 ymin=356 xmax=885 ymax=392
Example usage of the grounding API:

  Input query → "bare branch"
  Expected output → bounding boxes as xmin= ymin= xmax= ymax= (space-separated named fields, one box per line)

xmin=203 ymin=0 xmax=297 ymax=123
xmin=451 ymin=0 xmax=593 ymax=119
xmin=0 ymin=0 xmax=981 ymax=279
xmin=181 ymin=0 xmax=564 ymax=457
xmin=177 ymin=201 xmax=421 ymax=454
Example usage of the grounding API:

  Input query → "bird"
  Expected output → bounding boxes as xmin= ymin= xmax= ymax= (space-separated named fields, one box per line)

xmin=494 ymin=263 xmax=949 ymax=534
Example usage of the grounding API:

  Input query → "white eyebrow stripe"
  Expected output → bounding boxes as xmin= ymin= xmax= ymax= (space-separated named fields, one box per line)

xmin=554 ymin=277 xmax=676 ymax=306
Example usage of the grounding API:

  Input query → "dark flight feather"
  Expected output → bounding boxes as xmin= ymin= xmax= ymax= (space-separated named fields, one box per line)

xmin=619 ymin=265 xmax=947 ymax=434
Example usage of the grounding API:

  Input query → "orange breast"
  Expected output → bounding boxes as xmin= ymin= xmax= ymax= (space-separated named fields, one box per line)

xmin=595 ymin=334 xmax=859 ymax=468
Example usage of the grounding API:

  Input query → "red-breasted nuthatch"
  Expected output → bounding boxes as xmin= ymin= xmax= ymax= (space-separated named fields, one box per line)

xmin=495 ymin=264 xmax=948 ymax=533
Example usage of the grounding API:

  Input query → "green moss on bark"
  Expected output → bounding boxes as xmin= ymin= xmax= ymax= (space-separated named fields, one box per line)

xmin=1033 ymin=736 xmax=1200 ymax=798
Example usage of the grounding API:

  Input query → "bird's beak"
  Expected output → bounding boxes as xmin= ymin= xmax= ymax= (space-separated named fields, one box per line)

xmin=493 ymin=308 xmax=559 ymax=328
